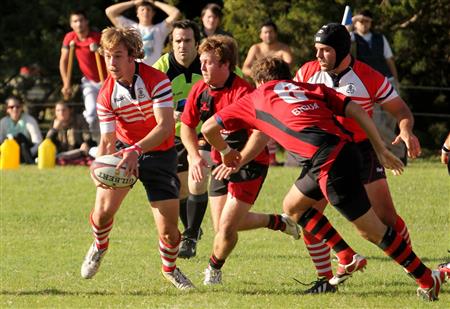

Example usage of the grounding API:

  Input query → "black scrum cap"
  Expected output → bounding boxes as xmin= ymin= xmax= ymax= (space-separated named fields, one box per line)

xmin=315 ymin=23 xmax=351 ymax=69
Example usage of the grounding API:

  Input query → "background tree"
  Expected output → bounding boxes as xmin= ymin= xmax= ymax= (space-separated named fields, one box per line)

xmin=0 ymin=0 xmax=448 ymax=151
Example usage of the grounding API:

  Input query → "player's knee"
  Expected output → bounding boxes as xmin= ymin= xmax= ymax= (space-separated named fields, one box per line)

xmin=218 ymin=223 xmax=238 ymax=242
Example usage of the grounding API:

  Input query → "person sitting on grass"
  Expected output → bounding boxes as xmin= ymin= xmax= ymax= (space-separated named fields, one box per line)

xmin=0 ymin=96 xmax=42 ymax=164
xmin=45 ymin=101 xmax=96 ymax=165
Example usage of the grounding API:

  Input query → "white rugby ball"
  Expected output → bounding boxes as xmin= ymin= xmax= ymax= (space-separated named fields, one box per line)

xmin=90 ymin=154 xmax=138 ymax=188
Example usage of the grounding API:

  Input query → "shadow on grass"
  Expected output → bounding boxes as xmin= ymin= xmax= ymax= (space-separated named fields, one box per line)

xmin=0 ymin=288 xmax=114 ymax=296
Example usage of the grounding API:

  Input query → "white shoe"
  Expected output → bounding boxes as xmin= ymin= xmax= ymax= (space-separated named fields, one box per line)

xmin=81 ymin=243 xmax=107 ymax=279
xmin=281 ymin=214 xmax=301 ymax=240
xmin=204 ymin=266 xmax=222 ymax=285
xmin=162 ymin=267 xmax=195 ymax=290
xmin=329 ymin=254 xmax=367 ymax=285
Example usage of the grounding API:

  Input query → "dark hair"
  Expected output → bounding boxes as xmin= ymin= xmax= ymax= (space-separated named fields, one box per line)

xmin=5 ymin=95 xmax=22 ymax=106
xmin=171 ymin=19 xmax=201 ymax=44
xmin=201 ymin=3 xmax=223 ymax=20
xmin=251 ymin=57 xmax=291 ymax=84
xmin=135 ymin=1 xmax=156 ymax=11
xmin=69 ymin=9 xmax=88 ymax=20
xmin=199 ymin=35 xmax=237 ymax=70
xmin=261 ymin=20 xmax=278 ymax=33
xmin=359 ymin=9 xmax=373 ymax=19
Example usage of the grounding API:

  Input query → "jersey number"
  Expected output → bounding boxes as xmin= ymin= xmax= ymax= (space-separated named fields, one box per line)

xmin=274 ymin=82 xmax=308 ymax=104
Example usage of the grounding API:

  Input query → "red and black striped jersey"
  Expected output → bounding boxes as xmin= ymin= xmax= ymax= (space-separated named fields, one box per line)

xmin=215 ymin=80 xmax=352 ymax=164
xmin=295 ymin=59 xmax=398 ymax=142
xmin=181 ymin=73 xmax=269 ymax=165
xmin=96 ymin=62 xmax=174 ymax=150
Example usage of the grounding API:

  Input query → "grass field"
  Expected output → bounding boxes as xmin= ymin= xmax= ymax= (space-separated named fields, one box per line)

xmin=1 ymin=158 xmax=449 ymax=308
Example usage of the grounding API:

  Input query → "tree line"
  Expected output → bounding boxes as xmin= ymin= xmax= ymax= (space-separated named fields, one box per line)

xmin=1 ymin=0 xmax=448 ymax=150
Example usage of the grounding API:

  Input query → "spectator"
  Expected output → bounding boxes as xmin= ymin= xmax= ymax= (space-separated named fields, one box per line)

xmin=59 ymin=10 xmax=106 ymax=142
xmin=105 ymin=0 xmax=181 ymax=66
xmin=45 ymin=101 xmax=95 ymax=165
xmin=0 ymin=96 xmax=42 ymax=164
xmin=242 ymin=20 xmax=294 ymax=166
xmin=152 ymin=20 xmax=208 ymax=258
xmin=242 ymin=20 xmax=293 ymax=78
xmin=200 ymin=3 xmax=232 ymax=39
xmin=352 ymin=9 xmax=406 ymax=163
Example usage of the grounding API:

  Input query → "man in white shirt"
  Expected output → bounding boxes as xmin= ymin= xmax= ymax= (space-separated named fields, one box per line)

xmin=106 ymin=0 xmax=181 ymax=66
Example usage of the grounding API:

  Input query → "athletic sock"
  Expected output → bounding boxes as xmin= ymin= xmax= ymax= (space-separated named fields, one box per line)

xmin=266 ymin=214 xmax=286 ymax=231
xmin=179 ymin=198 xmax=188 ymax=230
xmin=90 ymin=212 xmax=113 ymax=251
xmin=209 ymin=254 xmax=225 ymax=270
xmin=159 ymin=233 xmax=181 ymax=273
xmin=298 ymin=208 xmax=355 ymax=265
xmin=378 ymin=226 xmax=432 ymax=288
xmin=303 ymin=230 xmax=333 ymax=279
xmin=393 ymin=215 xmax=411 ymax=245
xmin=185 ymin=193 xmax=208 ymax=239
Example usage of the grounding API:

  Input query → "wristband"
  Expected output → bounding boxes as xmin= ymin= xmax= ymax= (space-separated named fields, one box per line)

xmin=219 ymin=145 xmax=232 ymax=156
xmin=123 ymin=143 xmax=143 ymax=156
xmin=442 ymin=145 xmax=450 ymax=154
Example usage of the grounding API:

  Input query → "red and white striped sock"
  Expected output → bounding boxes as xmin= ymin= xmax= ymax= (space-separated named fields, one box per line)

xmin=90 ymin=212 xmax=113 ymax=251
xmin=303 ymin=230 xmax=333 ymax=279
xmin=159 ymin=235 xmax=181 ymax=273
xmin=394 ymin=215 xmax=411 ymax=245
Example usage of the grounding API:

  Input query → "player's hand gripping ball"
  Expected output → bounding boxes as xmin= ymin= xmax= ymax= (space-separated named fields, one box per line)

xmin=90 ymin=155 xmax=138 ymax=188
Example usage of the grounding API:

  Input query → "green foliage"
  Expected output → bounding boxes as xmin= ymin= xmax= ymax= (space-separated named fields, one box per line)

xmin=0 ymin=0 xmax=448 ymax=149
xmin=1 ymin=161 xmax=449 ymax=308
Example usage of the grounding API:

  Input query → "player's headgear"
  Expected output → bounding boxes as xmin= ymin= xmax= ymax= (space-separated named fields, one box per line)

xmin=314 ymin=23 xmax=351 ymax=69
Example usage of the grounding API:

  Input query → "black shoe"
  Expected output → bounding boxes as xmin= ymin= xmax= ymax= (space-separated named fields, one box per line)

xmin=178 ymin=237 xmax=197 ymax=259
xmin=294 ymin=277 xmax=337 ymax=294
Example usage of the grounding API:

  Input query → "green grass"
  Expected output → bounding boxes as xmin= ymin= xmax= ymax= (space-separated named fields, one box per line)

xmin=0 ymin=159 xmax=449 ymax=308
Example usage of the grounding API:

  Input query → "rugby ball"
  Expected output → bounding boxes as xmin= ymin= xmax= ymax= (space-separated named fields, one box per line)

xmin=90 ymin=155 xmax=138 ymax=188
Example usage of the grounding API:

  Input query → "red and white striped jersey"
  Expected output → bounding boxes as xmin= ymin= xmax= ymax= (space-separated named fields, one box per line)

xmin=294 ymin=58 xmax=398 ymax=142
xmin=97 ymin=62 xmax=175 ymax=150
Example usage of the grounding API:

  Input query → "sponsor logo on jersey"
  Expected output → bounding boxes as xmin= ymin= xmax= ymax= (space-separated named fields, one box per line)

xmin=114 ymin=95 xmax=126 ymax=103
xmin=346 ymin=83 xmax=356 ymax=95
xmin=291 ymin=103 xmax=320 ymax=116
xmin=137 ymin=88 xmax=146 ymax=99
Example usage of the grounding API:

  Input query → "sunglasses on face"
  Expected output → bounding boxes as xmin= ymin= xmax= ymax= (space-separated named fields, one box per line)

xmin=7 ymin=105 xmax=22 ymax=109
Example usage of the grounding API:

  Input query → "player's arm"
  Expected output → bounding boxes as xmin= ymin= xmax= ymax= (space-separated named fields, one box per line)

xmin=201 ymin=116 xmax=241 ymax=168
xmin=381 ymin=97 xmax=421 ymax=158
xmin=345 ymin=101 xmax=403 ymax=174
xmin=239 ymin=130 xmax=269 ymax=166
xmin=242 ymin=45 xmax=258 ymax=78
xmin=154 ymin=1 xmax=181 ymax=26
xmin=97 ymin=132 xmax=117 ymax=157
xmin=212 ymin=130 xmax=269 ymax=181
xmin=59 ymin=46 xmax=71 ymax=97
xmin=181 ymin=122 xmax=208 ymax=182
xmin=105 ymin=0 xmax=135 ymax=27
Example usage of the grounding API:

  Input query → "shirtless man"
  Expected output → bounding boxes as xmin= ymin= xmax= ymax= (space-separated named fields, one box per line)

xmin=242 ymin=20 xmax=293 ymax=78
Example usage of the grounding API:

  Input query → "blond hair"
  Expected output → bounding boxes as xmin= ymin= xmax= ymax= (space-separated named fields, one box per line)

xmin=198 ymin=35 xmax=237 ymax=70
xmin=99 ymin=27 xmax=145 ymax=59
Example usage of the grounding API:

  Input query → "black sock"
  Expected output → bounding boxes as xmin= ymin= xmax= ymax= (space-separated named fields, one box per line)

xmin=266 ymin=214 xmax=286 ymax=231
xmin=185 ymin=193 xmax=208 ymax=239
xmin=179 ymin=198 xmax=188 ymax=230
xmin=209 ymin=254 xmax=225 ymax=270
